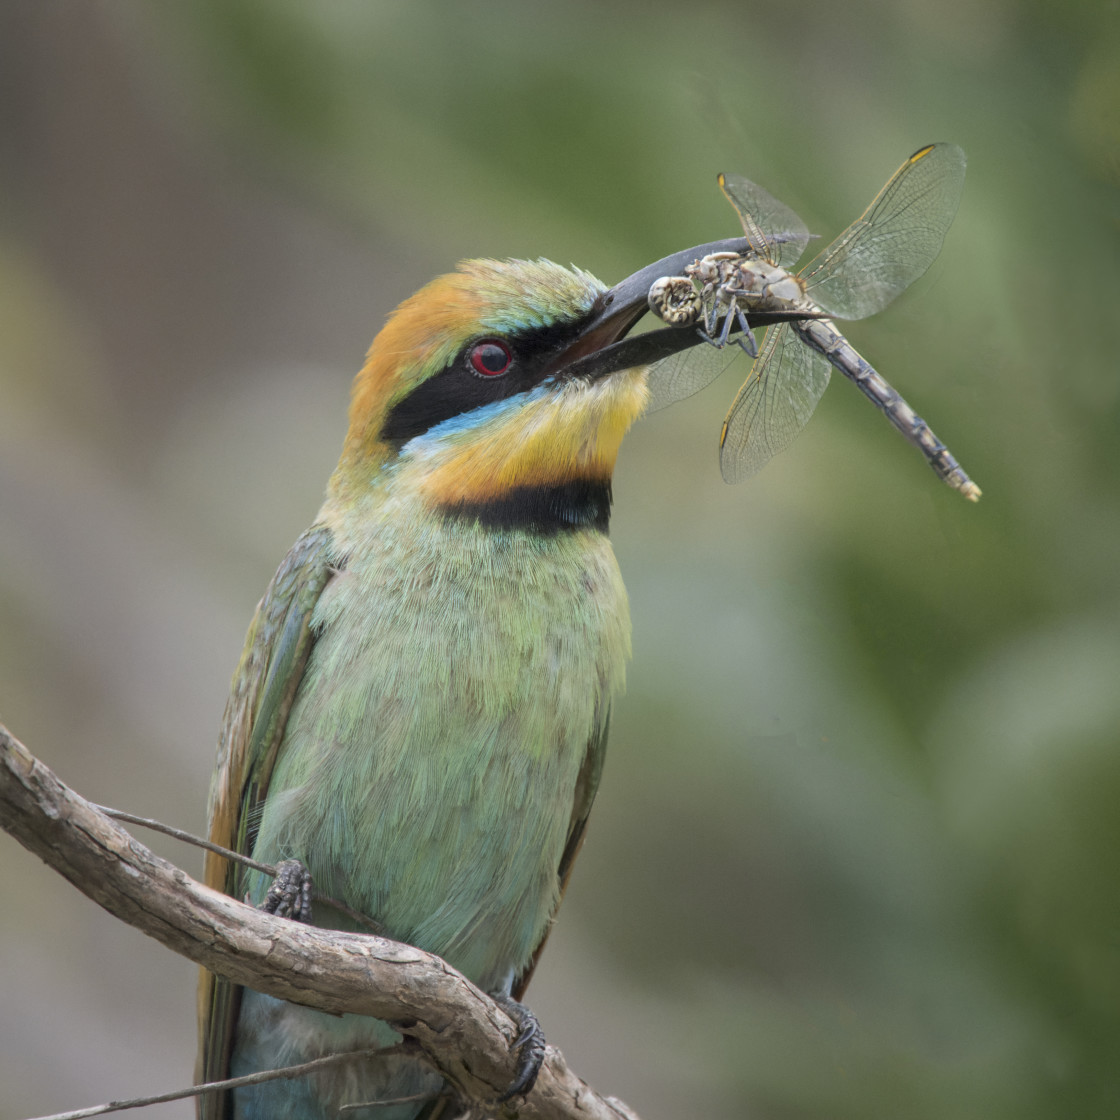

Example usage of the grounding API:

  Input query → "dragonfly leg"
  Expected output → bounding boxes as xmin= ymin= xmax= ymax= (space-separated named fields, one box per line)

xmin=694 ymin=295 xmax=731 ymax=350
xmin=732 ymin=304 xmax=759 ymax=358
xmin=702 ymin=289 xmax=723 ymax=337
xmin=694 ymin=323 xmax=721 ymax=350
xmin=715 ymin=300 xmax=738 ymax=348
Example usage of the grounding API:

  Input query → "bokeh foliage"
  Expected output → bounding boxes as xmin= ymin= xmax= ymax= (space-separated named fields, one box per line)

xmin=1 ymin=2 xmax=1118 ymax=1117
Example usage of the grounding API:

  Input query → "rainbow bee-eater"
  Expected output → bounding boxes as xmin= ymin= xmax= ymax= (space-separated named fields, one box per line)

xmin=197 ymin=237 xmax=807 ymax=1120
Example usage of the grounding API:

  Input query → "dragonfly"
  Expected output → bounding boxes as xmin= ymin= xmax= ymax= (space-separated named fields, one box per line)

xmin=645 ymin=143 xmax=980 ymax=501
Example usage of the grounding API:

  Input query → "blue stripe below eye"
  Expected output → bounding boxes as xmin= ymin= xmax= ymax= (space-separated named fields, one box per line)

xmin=404 ymin=382 xmax=556 ymax=450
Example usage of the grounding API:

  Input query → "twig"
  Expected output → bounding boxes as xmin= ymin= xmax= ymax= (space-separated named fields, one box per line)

xmin=337 ymin=1090 xmax=444 ymax=1113
xmin=93 ymin=804 xmax=276 ymax=876
xmin=24 ymin=1048 xmax=390 ymax=1120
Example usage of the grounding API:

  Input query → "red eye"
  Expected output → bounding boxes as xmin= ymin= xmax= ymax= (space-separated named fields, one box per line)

xmin=469 ymin=340 xmax=512 ymax=377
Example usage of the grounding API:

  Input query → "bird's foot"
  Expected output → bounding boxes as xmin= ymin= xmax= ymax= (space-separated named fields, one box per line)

xmin=261 ymin=858 xmax=313 ymax=923
xmin=490 ymin=991 xmax=546 ymax=1102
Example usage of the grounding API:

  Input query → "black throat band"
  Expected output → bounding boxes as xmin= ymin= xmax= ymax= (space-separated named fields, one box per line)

xmin=439 ymin=478 xmax=612 ymax=535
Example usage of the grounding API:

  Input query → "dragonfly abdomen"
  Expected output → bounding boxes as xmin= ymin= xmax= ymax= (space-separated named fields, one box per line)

xmin=794 ymin=318 xmax=981 ymax=501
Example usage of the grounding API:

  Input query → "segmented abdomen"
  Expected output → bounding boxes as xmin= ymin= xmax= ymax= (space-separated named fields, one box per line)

xmin=793 ymin=318 xmax=981 ymax=501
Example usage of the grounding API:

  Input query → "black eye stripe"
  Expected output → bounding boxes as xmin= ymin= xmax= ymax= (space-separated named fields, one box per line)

xmin=378 ymin=314 xmax=595 ymax=447
xmin=379 ymin=342 xmax=527 ymax=446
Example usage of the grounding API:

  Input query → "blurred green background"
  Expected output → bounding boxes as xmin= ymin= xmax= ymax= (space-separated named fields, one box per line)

xmin=2 ymin=2 xmax=1118 ymax=1118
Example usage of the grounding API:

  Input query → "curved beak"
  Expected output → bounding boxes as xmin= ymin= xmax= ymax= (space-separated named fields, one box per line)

xmin=551 ymin=237 xmax=817 ymax=383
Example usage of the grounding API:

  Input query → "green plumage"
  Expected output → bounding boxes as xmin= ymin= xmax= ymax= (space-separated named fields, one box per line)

xmin=255 ymin=497 xmax=628 ymax=979
xmin=205 ymin=491 xmax=629 ymax=1118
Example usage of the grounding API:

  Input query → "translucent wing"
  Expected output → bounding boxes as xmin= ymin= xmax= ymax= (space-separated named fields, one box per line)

xmin=799 ymin=142 xmax=966 ymax=321
xmin=644 ymin=334 xmax=743 ymax=412
xmin=718 ymin=172 xmax=812 ymax=269
xmin=719 ymin=324 xmax=833 ymax=483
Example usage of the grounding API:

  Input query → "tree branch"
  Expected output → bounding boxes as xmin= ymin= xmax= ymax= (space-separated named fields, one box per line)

xmin=0 ymin=722 xmax=638 ymax=1120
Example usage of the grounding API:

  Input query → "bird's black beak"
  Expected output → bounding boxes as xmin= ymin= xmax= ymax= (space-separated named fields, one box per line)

xmin=549 ymin=237 xmax=815 ymax=383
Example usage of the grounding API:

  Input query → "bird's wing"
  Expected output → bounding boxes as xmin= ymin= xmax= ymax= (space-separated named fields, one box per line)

xmin=196 ymin=523 xmax=338 ymax=1117
xmin=513 ymin=708 xmax=611 ymax=1000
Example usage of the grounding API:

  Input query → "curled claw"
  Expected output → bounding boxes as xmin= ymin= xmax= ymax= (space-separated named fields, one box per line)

xmin=490 ymin=991 xmax=546 ymax=1102
xmin=262 ymin=858 xmax=314 ymax=923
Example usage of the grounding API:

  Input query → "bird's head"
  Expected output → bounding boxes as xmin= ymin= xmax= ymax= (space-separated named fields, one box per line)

xmin=327 ymin=238 xmax=794 ymax=532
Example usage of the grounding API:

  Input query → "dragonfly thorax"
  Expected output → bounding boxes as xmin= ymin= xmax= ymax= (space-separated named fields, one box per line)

xmin=646 ymin=251 xmax=810 ymax=332
xmin=688 ymin=251 xmax=741 ymax=287
xmin=728 ymin=259 xmax=805 ymax=309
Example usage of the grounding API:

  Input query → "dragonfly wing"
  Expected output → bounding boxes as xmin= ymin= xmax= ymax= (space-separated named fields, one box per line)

xmin=800 ymin=143 xmax=966 ymax=320
xmin=645 ymin=334 xmax=743 ymax=412
xmin=719 ymin=324 xmax=832 ymax=483
xmin=718 ymin=172 xmax=812 ymax=268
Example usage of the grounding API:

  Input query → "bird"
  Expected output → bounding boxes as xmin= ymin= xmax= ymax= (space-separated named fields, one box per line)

xmin=196 ymin=238 xmax=801 ymax=1119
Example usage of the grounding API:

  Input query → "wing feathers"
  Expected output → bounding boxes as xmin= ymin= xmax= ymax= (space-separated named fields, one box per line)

xmin=196 ymin=524 xmax=338 ymax=1117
